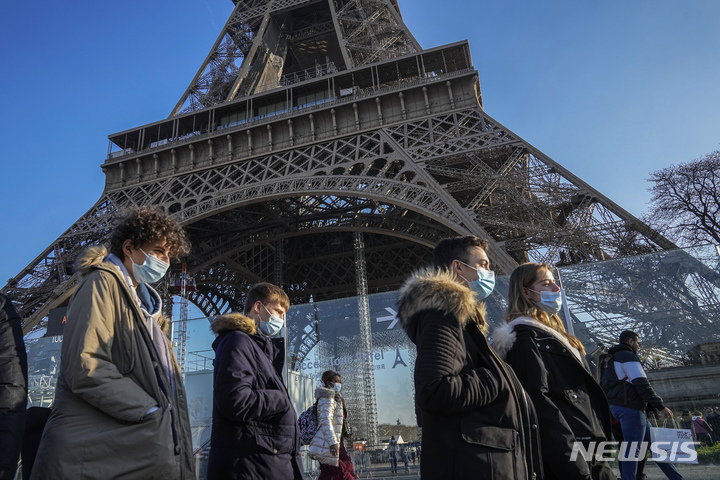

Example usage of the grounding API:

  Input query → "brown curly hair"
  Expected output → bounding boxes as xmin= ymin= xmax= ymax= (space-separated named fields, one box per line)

xmin=108 ymin=206 xmax=191 ymax=260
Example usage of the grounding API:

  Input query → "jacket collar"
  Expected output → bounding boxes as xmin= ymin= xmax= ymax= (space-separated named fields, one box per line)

xmin=73 ymin=245 xmax=169 ymax=334
xmin=315 ymin=386 xmax=338 ymax=400
xmin=491 ymin=316 xmax=583 ymax=363
xmin=608 ymin=343 xmax=635 ymax=356
xmin=397 ymin=267 xmax=486 ymax=343
xmin=211 ymin=312 xmax=257 ymax=336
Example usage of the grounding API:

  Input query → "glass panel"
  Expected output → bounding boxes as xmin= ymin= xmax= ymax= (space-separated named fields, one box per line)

xmin=26 ymin=336 xmax=62 ymax=408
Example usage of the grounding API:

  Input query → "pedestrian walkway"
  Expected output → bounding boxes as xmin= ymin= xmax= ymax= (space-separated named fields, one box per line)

xmin=304 ymin=461 xmax=719 ymax=479
xmin=637 ymin=462 xmax=720 ymax=480
xmin=357 ymin=465 xmax=420 ymax=479
xmin=304 ymin=464 xmax=421 ymax=479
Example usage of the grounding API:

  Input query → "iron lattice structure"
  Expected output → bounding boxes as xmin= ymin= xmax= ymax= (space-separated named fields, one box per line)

xmin=7 ymin=0 xmax=717 ymax=438
xmin=5 ymin=0 xmax=682 ymax=341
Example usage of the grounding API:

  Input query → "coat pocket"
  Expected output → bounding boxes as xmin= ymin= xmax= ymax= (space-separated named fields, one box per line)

xmin=561 ymin=386 xmax=603 ymax=438
xmin=563 ymin=387 xmax=589 ymax=405
xmin=460 ymin=422 xmax=516 ymax=451
xmin=254 ymin=433 xmax=295 ymax=455
xmin=80 ymin=405 xmax=178 ymax=479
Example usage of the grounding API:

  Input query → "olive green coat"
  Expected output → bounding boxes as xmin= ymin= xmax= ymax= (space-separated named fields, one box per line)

xmin=31 ymin=246 xmax=194 ymax=480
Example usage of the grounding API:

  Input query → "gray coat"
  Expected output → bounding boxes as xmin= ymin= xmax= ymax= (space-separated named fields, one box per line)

xmin=31 ymin=246 xmax=194 ymax=480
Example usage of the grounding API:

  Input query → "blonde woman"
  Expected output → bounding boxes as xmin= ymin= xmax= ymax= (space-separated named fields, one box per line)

xmin=492 ymin=263 xmax=615 ymax=480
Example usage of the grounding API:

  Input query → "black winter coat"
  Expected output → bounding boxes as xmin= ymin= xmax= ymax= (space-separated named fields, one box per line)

xmin=397 ymin=270 xmax=542 ymax=480
xmin=0 ymin=294 xmax=27 ymax=480
xmin=492 ymin=318 xmax=614 ymax=480
xmin=207 ymin=313 xmax=303 ymax=480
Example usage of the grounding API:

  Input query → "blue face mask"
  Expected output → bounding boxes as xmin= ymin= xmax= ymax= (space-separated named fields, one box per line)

xmin=458 ymin=261 xmax=495 ymax=300
xmin=333 ymin=383 xmax=342 ymax=393
xmin=259 ymin=304 xmax=285 ymax=336
xmin=529 ymin=289 xmax=563 ymax=315
xmin=131 ymin=248 xmax=169 ymax=284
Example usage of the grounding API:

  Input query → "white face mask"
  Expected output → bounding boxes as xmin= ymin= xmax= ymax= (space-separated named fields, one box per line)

xmin=258 ymin=304 xmax=285 ymax=336
xmin=131 ymin=248 xmax=169 ymax=284
xmin=528 ymin=288 xmax=563 ymax=315
xmin=458 ymin=261 xmax=495 ymax=300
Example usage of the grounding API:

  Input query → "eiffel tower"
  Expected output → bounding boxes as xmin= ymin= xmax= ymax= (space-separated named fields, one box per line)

xmin=4 ymin=0 xmax=685 ymax=442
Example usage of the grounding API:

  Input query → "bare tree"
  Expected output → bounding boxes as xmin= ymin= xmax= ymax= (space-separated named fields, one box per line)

xmin=644 ymin=150 xmax=720 ymax=246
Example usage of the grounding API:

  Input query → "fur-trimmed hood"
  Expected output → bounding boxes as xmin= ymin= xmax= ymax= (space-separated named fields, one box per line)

xmin=491 ymin=316 xmax=583 ymax=363
xmin=74 ymin=245 xmax=108 ymax=277
xmin=397 ymin=267 xmax=486 ymax=343
xmin=211 ymin=312 xmax=257 ymax=336
xmin=314 ymin=386 xmax=339 ymax=400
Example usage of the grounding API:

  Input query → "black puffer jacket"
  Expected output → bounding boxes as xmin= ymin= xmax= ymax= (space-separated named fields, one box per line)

xmin=492 ymin=318 xmax=613 ymax=480
xmin=397 ymin=269 xmax=542 ymax=480
xmin=0 ymin=294 xmax=27 ymax=480
xmin=207 ymin=313 xmax=303 ymax=480
xmin=605 ymin=343 xmax=664 ymax=411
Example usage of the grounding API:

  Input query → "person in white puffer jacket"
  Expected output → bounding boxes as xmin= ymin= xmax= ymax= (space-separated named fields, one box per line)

xmin=308 ymin=371 xmax=358 ymax=479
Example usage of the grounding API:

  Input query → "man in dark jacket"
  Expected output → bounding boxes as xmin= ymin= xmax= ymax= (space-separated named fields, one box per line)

xmin=0 ymin=294 xmax=27 ymax=480
xmin=606 ymin=330 xmax=685 ymax=480
xmin=207 ymin=282 xmax=303 ymax=480
xmin=396 ymin=236 xmax=542 ymax=479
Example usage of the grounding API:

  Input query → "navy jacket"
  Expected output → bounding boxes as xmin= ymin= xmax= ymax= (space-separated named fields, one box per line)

xmin=0 ymin=294 xmax=27 ymax=480
xmin=606 ymin=343 xmax=664 ymax=412
xmin=207 ymin=313 xmax=302 ymax=480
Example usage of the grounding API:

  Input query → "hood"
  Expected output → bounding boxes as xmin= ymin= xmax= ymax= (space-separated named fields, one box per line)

xmin=74 ymin=245 xmax=108 ymax=277
xmin=397 ymin=267 xmax=486 ymax=343
xmin=490 ymin=322 xmax=518 ymax=360
xmin=314 ymin=386 xmax=338 ymax=400
xmin=211 ymin=312 xmax=257 ymax=336
xmin=72 ymin=245 xmax=171 ymax=334
xmin=491 ymin=316 xmax=583 ymax=363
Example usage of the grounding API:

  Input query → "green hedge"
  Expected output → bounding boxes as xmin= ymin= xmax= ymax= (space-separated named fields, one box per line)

xmin=696 ymin=443 xmax=720 ymax=464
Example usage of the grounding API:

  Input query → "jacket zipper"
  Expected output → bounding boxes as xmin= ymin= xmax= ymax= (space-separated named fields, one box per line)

xmin=117 ymin=271 xmax=183 ymax=459
xmin=520 ymin=388 xmax=537 ymax=479
xmin=487 ymin=339 xmax=531 ymax=480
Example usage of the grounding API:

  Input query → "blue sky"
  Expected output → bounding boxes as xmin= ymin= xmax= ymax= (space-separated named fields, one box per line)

xmin=1 ymin=0 xmax=719 ymax=286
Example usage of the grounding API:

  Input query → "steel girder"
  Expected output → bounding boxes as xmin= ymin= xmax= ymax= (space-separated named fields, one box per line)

xmin=557 ymin=247 xmax=720 ymax=367
xmin=6 ymin=98 xmax=684 ymax=334
xmin=172 ymin=0 xmax=420 ymax=115
xmin=3 ymin=0 xmax=685 ymax=344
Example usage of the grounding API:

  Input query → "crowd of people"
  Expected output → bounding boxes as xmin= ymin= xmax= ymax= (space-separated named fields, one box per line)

xmin=0 ymin=216 xmax=716 ymax=479
xmin=397 ymin=235 xmax=702 ymax=480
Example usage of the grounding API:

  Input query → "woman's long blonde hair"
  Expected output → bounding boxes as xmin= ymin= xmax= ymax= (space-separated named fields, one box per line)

xmin=503 ymin=263 xmax=585 ymax=354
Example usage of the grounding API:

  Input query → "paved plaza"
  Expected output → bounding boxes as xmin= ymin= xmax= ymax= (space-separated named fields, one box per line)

xmin=305 ymin=462 xmax=720 ymax=480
